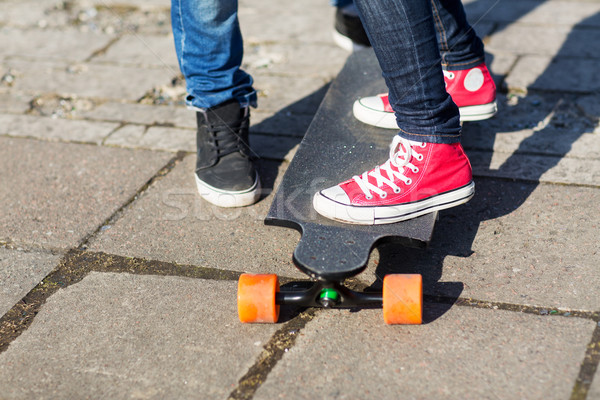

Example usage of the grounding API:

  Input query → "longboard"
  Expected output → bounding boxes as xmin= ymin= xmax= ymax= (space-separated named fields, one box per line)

xmin=238 ymin=49 xmax=436 ymax=324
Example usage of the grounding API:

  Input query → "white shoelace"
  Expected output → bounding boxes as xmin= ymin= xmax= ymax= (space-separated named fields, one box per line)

xmin=352 ymin=136 xmax=425 ymax=200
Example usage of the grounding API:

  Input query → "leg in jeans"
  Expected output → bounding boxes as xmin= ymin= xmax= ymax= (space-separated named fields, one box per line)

xmin=355 ymin=0 xmax=461 ymax=143
xmin=171 ymin=0 xmax=260 ymax=207
xmin=313 ymin=0 xmax=475 ymax=225
xmin=431 ymin=0 xmax=496 ymax=118
xmin=352 ymin=0 xmax=497 ymax=128
xmin=171 ymin=0 xmax=256 ymax=109
xmin=431 ymin=0 xmax=484 ymax=70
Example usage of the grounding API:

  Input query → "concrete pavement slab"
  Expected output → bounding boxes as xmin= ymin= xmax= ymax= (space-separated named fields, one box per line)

xmin=80 ymin=102 xmax=194 ymax=128
xmin=0 ymin=137 xmax=172 ymax=249
xmin=515 ymin=1 xmax=600 ymax=27
xmin=251 ymin=110 xmax=313 ymax=138
xmin=361 ymin=180 xmax=600 ymax=312
xmin=242 ymin=42 xmax=347 ymax=78
xmin=468 ymin=150 xmax=600 ymax=186
xmin=0 ymin=91 xmax=31 ymax=114
xmin=92 ymin=33 xmax=178 ymax=68
xmin=508 ymin=55 xmax=600 ymax=93
xmin=463 ymin=0 xmax=545 ymax=25
xmin=463 ymin=94 xmax=600 ymax=159
xmin=0 ymin=114 xmax=119 ymax=144
xmin=0 ymin=272 xmax=279 ymax=399
xmin=87 ymin=155 xmax=305 ymax=279
xmin=0 ymin=0 xmax=60 ymax=27
xmin=251 ymin=134 xmax=302 ymax=162
xmin=4 ymin=59 xmax=173 ymax=101
xmin=252 ymin=73 xmax=333 ymax=115
xmin=105 ymin=125 xmax=194 ymax=153
xmin=0 ymin=248 xmax=61 ymax=317
xmin=590 ymin=358 xmax=600 ymax=399
xmin=254 ymin=304 xmax=594 ymax=400
xmin=488 ymin=25 xmax=593 ymax=57
xmin=239 ymin=0 xmax=335 ymax=44
xmin=0 ymin=27 xmax=113 ymax=62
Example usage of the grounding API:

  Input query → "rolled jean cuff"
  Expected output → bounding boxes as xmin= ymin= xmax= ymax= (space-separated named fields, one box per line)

xmin=443 ymin=56 xmax=487 ymax=72
xmin=185 ymin=90 xmax=258 ymax=111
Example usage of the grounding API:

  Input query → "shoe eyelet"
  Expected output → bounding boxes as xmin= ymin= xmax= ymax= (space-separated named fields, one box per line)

xmin=412 ymin=167 xmax=419 ymax=173
xmin=419 ymin=143 xmax=427 ymax=148
xmin=415 ymin=154 xmax=424 ymax=161
xmin=365 ymin=194 xmax=373 ymax=200
xmin=406 ymin=178 xmax=413 ymax=185
xmin=379 ymin=193 xmax=387 ymax=199
xmin=393 ymin=188 xmax=401 ymax=194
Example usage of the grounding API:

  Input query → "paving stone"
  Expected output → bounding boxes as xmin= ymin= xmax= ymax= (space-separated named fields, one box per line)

xmin=93 ymin=33 xmax=178 ymax=68
xmin=468 ymin=149 xmax=600 ymax=186
xmin=577 ymin=94 xmax=600 ymax=121
xmin=510 ymin=56 xmax=600 ymax=93
xmin=0 ymin=137 xmax=172 ymax=249
xmin=510 ymin=1 xmax=600 ymax=27
xmin=486 ymin=51 xmax=517 ymax=80
xmin=0 ymin=272 xmax=279 ymax=399
xmin=466 ymin=0 xmax=600 ymax=28
xmin=0 ymin=248 xmax=61 ymax=317
xmin=96 ymin=0 xmax=168 ymax=10
xmin=0 ymin=0 xmax=70 ymax=27
xmin=487 ymin=25 xmax=571 ymax=57
xmin=5 ymin=59 xmax=173 ymax=101
xmin=87 ymin=155 xmax=304 ymax=278
xmin=103 ymin=125 xmax=301 ymax=157
xmin=0 ymin=91 xmax=32 ymax=114
xmin=590 ymin=366 xmax=600 ymax=400
xmin=105 ymin=125 xmax=194 ymax=152
xmin=0 ymin=27 xmax=113 ymax=62
xmin=243 ymin=42 xmax=346 ymax=79
xmin=251 ymin=134 xmax=301 ymax=161
xmin=463 ymin=93 xmax=600 ymax=159
xmin=491 ymin=24 xmax=600 ymax=59
xmin=0 ymin=114 xmax=119 ymax=144
xmin=251 ymin=110 xmax=312 ymax=137
xmin=253 ymin=73 xmax=331 ymax=114
xmin=239 ymin=0 xmax=336 ymax=44
xmin=255 ymin=305 xmax=594 ymax=400
xmin=362 ymin=180 xmax=600 ymax=311
xmin=463 ymin=0 xmax=545 ymax=25
xmin=81 ymin=102 xmax=194 ymax=128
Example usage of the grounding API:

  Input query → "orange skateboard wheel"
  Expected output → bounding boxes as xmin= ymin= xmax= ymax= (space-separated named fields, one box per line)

xmin=382 ymin=274 xmax=423 ymax=325
xmin=237 ymin=274 xmax=280 ymax=323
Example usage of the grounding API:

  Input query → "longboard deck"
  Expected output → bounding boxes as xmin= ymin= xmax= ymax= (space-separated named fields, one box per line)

xmin=266 ymin=49 xmax=437 ymax=281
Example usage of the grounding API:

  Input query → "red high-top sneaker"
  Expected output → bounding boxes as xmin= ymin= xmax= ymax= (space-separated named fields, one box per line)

xmin=313 ymin=135 xmax=475 ymax=225
xmin=353 ymin=63 xmax=497 ymax=129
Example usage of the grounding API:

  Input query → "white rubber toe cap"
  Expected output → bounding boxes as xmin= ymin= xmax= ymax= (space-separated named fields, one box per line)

xmin=356 ymin=95 xmax=385 ymax=112
xmin=313 ymin=186 xmax=349 ymax=220
xmin=353 ymin=97 xmax=398 ymax=129
xmin=319 ymin=185 xmax=351 ymax=205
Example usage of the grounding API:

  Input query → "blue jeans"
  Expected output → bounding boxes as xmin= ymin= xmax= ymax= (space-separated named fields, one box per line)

xmin=171 ymin=0 xmax=256 ymax=109
xmin=172 ymin=0 xmax=483 ymax=143
xmin=354 ymin=0 xmax=483 ymax=143
xmin=171 ymin=0 xmax=352 ymax=109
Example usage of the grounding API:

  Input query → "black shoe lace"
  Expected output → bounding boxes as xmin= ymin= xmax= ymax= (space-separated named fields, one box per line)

xmin=207 ymin=114 xmax=250 ymax=158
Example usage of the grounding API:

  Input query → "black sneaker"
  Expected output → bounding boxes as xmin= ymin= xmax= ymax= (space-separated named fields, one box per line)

xmin=195 ymin=99 xmax=261 ymax=207
xmin=333 ymin=5 xmax=370 ymax=52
